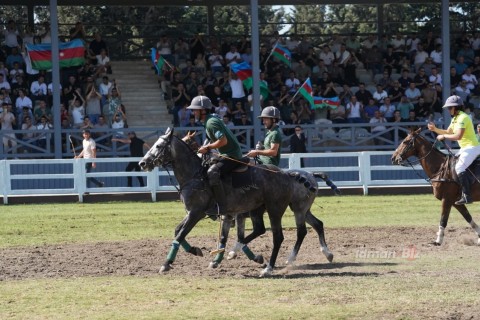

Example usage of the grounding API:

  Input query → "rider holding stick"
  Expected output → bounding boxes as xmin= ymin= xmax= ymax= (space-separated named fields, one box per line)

xmin=246 ymin=106 xmax=283 ymax=166
xmin=427 ymin=95 xmax=480 ymax=205
xmin=186 ymin=95 xmax=243 ymax=213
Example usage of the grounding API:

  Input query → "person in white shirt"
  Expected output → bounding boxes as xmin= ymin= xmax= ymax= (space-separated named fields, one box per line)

xmin=229 ymin=71 xmax=246 ymax=108
xmin=0 ymin=74 xmax=11 ymax=94
xmin=0 ymin=102 xmax=17 ymax=153
xmin=75 ymin=129 xmax=104 ymax=189
xmin=94 ymin=48 xmax=111 ymax=77
xmin=15 ymin=89 xmax=32 ymax=116
xmin=225 ymin=45 xmax=241 ymax=66
xmin=430 ymin=44 xmax=442 ymax=66
xmin=461 ymin=67 xmax=478 ymax=91
xmin=98 ymin=76 xmax=112 ymax=106
xmin=370 ymin=110 xmax=391 ymax=146
xmin=30 ymin=75 xmax=47 ymax=103
xmin=285 ymin=71 xmax=300 ymax=94
xmin=70 ymin=95 xmax=85 ymax=128
xmin=373 ymin=85 xmax=388 ymax=105
xmin=346 ymin=96 xmax=364 ymax=123
xmin=429 ymin=67 xmax=442 ymax=86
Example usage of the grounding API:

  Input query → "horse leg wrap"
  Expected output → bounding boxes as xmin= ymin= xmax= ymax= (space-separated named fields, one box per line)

xmin=167 ymin=240 xmax=180 ymax=262
xmin=436 ymin=226 xmax=445 ymax=244
xmin=214 ymin=244 xmax=226 ymax=263
xmin=180 ymin=240 xmax=192 ymax=252
xmin=242 ymin=245 xmax=256 ymax=260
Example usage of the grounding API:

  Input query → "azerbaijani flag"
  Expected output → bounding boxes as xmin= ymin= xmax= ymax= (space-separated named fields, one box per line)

xmin=151 ymin=48 xmax=166 ymax=75
xmin=26 ymin=39 xmax=85 ymax=70
xmin=232 ymin=62 xmax=270 ymax=100
xmin=272 ymin=43 xmax=291 ymax=67
xmin=313 ymin=96 xmax=340 ymax=109
xmin=297 ymin=78 xmax=314 ymax=107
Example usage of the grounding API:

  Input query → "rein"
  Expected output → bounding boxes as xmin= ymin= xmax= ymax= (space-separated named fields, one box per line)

xmin=398 ymin=134 xmax=439 ymax=185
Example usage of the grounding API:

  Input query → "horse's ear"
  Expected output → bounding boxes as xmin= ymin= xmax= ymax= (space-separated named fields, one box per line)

xmin=165 ymin=127 xmax=174 ymax=139
xmin=415 ymin=127 xmax=422 ymax=134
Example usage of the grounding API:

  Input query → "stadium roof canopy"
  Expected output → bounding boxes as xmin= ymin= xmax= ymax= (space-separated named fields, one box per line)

xmin=3 ymin=0 xmax=479 ymax=5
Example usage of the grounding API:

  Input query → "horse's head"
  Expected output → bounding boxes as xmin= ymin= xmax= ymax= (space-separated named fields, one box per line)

xmin=391 ymin=127 xmax=423 ymax=165
xmin=139 ymin=127 xmax=175 ymax=171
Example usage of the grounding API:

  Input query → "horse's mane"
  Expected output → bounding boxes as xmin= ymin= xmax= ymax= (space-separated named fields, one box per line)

xmin=415 ymin=133 xmax=447 ymax=159
xmin=171 ymin=134 xmax=203 ymax=166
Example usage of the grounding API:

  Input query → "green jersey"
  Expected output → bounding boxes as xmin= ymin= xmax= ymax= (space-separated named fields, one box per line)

xmin=204 ymin=114 xmax=243 ymax=160
xmin=448 ymin=111 xmax=479 ymax=149
xmin=259 ymin=125 xmax=282 ymax=166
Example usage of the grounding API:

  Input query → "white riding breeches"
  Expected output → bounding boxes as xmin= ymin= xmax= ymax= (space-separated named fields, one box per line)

xmin=455 ymin=145 xmax=480 ymax=173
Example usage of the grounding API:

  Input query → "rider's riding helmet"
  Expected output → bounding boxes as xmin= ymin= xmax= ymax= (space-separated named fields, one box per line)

xmin=258 ymin=106 xmax=281 ymax=120
xmin=187 ymin=95 xmax=212 ymax=110
xmin=442 ymin=95 xmax=464 ymax=109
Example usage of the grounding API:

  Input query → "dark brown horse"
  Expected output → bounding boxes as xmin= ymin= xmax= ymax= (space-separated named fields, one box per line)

xmin=391 ymin=128 xmax=480 ymax=245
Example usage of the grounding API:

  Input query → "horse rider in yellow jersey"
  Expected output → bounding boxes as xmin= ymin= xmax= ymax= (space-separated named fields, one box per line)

xmin=428 ymin=95 xmax=480 ymax=205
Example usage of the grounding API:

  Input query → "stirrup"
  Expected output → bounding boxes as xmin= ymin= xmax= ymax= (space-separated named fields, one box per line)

xmin=455 ymin=195 xmax=473 ymax=205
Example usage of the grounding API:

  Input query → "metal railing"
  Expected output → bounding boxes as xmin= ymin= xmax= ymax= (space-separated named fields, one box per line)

xmin=0 ymin=150 xmax=431 ymax=204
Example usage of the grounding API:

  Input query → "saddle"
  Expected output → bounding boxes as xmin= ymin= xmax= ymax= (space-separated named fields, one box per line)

xmin=437 ymin=155 xmax=480 ymax=185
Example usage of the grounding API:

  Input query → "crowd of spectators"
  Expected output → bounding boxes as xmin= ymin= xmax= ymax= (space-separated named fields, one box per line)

xmin=155 ymin=30 xmax=480 ymax=143
xmin=0 ymin=20 xmax=124 ymax=155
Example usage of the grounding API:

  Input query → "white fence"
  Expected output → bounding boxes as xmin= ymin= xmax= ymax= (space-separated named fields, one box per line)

xmin=0 ymin=151 xmax=429 ymax=204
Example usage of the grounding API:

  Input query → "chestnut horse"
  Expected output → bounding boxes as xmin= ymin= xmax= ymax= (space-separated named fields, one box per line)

xmin=391 ymin=128 xmax=480 ymax=245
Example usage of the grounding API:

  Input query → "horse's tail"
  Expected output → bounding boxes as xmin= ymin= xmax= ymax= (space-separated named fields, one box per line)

xmin=313 ymin=172 xmax=341 ymax=195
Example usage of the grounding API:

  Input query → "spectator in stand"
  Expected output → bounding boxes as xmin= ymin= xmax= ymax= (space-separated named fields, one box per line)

xmin=364 ymin=98 xmax=379 ymax=121
xmin=215 ymin=99 xmax=229 ymax=118
xmin=405 ymin=82 xmax=422 ymax=104
xmin=69 ymin=95 xmax=85 ymax=128
xmin=208 ymin=48 xmax=225 ymax=76
xmin=421 ymin=57 xmax=436 ymax=76
xmin=355 ymin=82 xmax=373 ymax=106
xmin=172 ymin=83 xmax=190 ymax=127
xmin=373 ymin=85 xmax=388 ymax=105
xmin=35 ymin=115 xmax=53 ymax=149
xmin=319 ymin=45 xmax=335 ymax=71
xmin=346 ymin=95 xmax=364 ymax=123
xmin=6 ymin=47 xmax=24 ymax=70
xmin=230 ymin=101 xmax=245 ymax=125
xmin=397 ymin=95 xmax=415 ymax=120
xmin=225 ymin=45 xmax=242 ymax=67
xmin=0 ymin=102 xmax=17 ymax=154
xmin=329 ymin=102 xmax=346 ymax=125
xmin=18 ymin=106 xmax=34 ymax=127
xmin=63 ymin=75 xmax=81 ymax=103
xmin=472 ymin=56 xmax=480 ymax=78
xmin=383 ymin=45 xmax=398 ymax=75
xmin=184 ymin=71 xmax=201 ymax=98
xmin=98 ymin=76 xmax=112 ymax=107
xmin=174 ymin=37 xmax=189 ymax=64
xmin=105 ymin=84 xmax=121 ymax=125
xmin=462 ymin=67 xmax=478 ymax=91
xmin=69 ymin=21 xmax=86 ymax=41
xmin=111 ymin=107 xmax=127 ymax=138
xmin=3 ymin=20 xmax=20 ymax=55
xmin=12 ymin=75 xmax=28 ymax=99
xmin=413 ymin=43 xmax=429 ymax=72
xmin=209 ymin=85 xmax=227 ymax=106
xmin=34 ymin=99 xmax=52 ymax=123
xmin=361 ymin=34 xmax=377 ymax=57
xmin=285 ymin=71 xmax=300 ymax=95
xmin=454 ymin=56 xmax=469 ymax=75
xmin=405 ymin=32 xmax=421 ymax=61
xmin=20 ymin=115 xmax=36 ymax=153
xmin=93 ymin=48 xmax=111 ymax=78
xmin=80 ymin=116 xmax=94 ymax=131
xmin=312 ymin=59 xmax=329 ymax=83
xmin=222 ymin=114 xmax=235 ymax=128
xmin=241 ymin=47 xmax=253 ymax=65
xmin=193 ymin=53 xmax=207 ymax=77
xmin=421 ymin=82 xmax=440 ymax=113
xmin=454 ymin=80 xmax=471 ymax=104
xmin=40 ymin=21 xmax=51 ymax=44
xmin=430 ymin=44 xmax=442 ymax=67
xmin=370 ymin=110 xmax=390 ymax=146
xmin=391 ymin=32 xmax=406 ymax=61
xmin=450 ymin=66 xmax=462 ymax=90
xmin=377 ymin=70 xmax=393 ymax=91
xmin=15 ymin=88 xmax=32 ymax=117
xmin=304 ymin=47 xmax=318 ymax=69
xmin=88 ymin=32 xmax=108 ymax=58
xmin=413 ymin=68 xmax=429 ymax=90
xmin=296 ymin=60 xmax=311 ymax=82
xmin=457 ymin=41 xmax=475 ymax=66
xmin=388 ymin=80 xmax=404 ymax=106
xmin=190 ymin=33 xmax=206 ymax=62
xmin=9 ymin=62 xmax=24 ymax=85
xmin=0 ymin=74 xmax=11 ymax=95
xmin=397 ymin=69 xmax=412 ymax=90
xmin=365 ymin=45 xmax=383 ymax=75
xmin=428 ymin=67 xmax=442 ymax=87
xmin=229 ymin=70 xmax=246 ymax=109
xmin=177 ymin=103 xmax=192 ymax=127
xmin=156 ymin=34 xmax=174 ymax=65
xmin=414 ymin=97 xmax=432 ymax=120
xmin=379 ymin=97 xmax=396 ymax=122
xmin=339 ymin=84 xmax=354 ymax=105
xmin=85 ymin=85 xmax=102 ymax=125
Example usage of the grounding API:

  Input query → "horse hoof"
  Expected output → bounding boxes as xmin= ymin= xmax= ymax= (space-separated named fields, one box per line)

xmin=326 ymin=252 xmax=334 ymax=263
xmin=209 ymin=261 xmax=219 ymax=269
xmin=433 ymin=242 xmax=441 ymax=246
xmin=477 ymin=238 xmax=480 ymax=246
xmin=254 ymin=255 xmax=264 ymax=265
xmin=159 ymin=264 xmax=172 ymax=273
xmin=259 ymin=266 xmax=273 ymax=278
xmin=190 ymin=246 xmax=203 ymax=257
xmin=227 ymin=251 xmax=237 ymax=260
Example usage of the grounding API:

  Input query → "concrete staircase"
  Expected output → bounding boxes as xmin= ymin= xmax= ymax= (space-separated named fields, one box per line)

xmin=109 ymin=60 xmax=172 ymax=129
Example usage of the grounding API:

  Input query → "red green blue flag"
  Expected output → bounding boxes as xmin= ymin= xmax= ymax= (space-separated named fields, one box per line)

xmin=272 ymin=43 xmax=291 ymax=67
xmin=26 ymin=39 xmax=85 ymax=70
xmin=231 ymin=62 xmax=270 ymax=100
xmin=313 ymin=96 xmax=340 ymax=109
xmin=297 ymin=78 xmax=314 ymax=107
xmin=151 ymin=48 xmax=166 ymax=75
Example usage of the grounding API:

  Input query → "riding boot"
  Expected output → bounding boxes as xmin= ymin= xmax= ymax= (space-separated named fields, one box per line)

xmin=211 ymin=183 xmax=227 ymax=214
xmin=455 ymin=172 xmax=473 ymax=205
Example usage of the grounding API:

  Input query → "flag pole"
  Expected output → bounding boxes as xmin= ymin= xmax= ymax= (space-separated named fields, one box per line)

xmin=263 ymin=40 xmax=278 ymax=67
xmin=163 ymin=58 xmax=175 ymax=71
xmin=288 ymin=77 xmax=310 ymax=104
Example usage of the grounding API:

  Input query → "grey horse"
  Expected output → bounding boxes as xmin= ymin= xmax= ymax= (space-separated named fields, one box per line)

xmin=139 ymin=127 xmax=335 ymax=277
